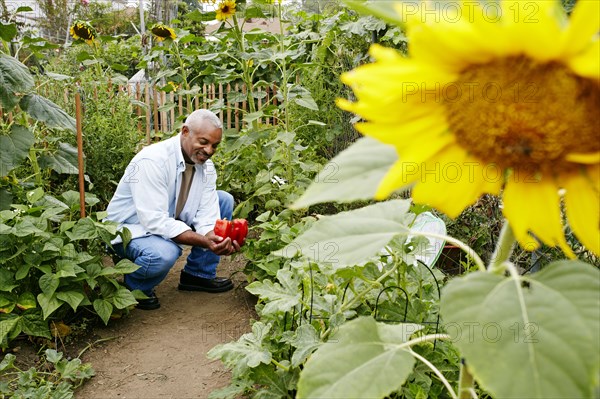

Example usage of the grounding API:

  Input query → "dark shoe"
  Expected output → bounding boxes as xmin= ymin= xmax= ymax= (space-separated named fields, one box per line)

xmin=135 ymin=292 xmax=161 ymax=310
xmin=124 ymin=283 xmax=161 ymax=310
xmin=178 ymin=271 xmax=234 ymax=293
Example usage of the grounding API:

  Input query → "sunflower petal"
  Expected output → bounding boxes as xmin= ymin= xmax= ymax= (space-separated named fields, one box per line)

xmin=503 ymin=176 xmax=574 ymax=257
xmin=563 ymin=0 xmax=600 ymax=56
xmin=500 ymin=0 xmax=564 ymax=61
xmin=566 ymin=151 xmax=600 ymax=164
xmin=375 ymin=160 xmax=419 ymax=199
xmin=411 ymin=147 xmax=502 ymax=218
xmin=563 ymin=171 xmax=600 ymax=255
xmin=354 ymin=111 xmax=448 ymax=145
xmin=567 ymin=40 xmax=600 ymax=80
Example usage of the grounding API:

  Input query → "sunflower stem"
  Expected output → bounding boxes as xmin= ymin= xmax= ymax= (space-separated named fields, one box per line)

xmin=458 ymin=359 xmax=478 ymax=399
xmin=488 ymin=220 xmax=516 ymax=274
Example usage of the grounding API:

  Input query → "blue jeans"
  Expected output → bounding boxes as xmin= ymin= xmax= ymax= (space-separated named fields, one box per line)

xmin=114 ymin=190 xmax=234 ymax=295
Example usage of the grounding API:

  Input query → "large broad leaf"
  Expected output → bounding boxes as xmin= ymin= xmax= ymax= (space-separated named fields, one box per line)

xmin=19 ymin=94 xmax=76 ymax=132
xmin=246 ymin=269 xmax=301 ymax=314
xmin=297 ymin=317 xmax=423 ymax=399
xmin=38 ymin=142 xmax=79 ymax=174
xmin=0 ymin=125 xmax=35 ymax=177
xmin=0 ymin=53 xmax=34 ymax=109
xmin=277 ymin=199 xmax=412 ymax=269
xmin=292 ymin=137 xmax=397 ymax=209
xmin=0 ymin=188 xmax=12 ymax=211
xmin=344 ymin=0 xmax=406 ymax=26
xmin=207 ymin=322 xmax=272 ymax=376
xmin=440 ymin=260 xmax=600 ymax=399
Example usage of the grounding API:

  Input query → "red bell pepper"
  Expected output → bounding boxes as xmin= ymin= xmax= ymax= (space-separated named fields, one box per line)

xmin=213 ymin=218 xmax=248 ymax=245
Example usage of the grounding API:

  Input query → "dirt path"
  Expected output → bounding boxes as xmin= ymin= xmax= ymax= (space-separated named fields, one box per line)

xmin=76 ymin=252 xmax=254 ymax=399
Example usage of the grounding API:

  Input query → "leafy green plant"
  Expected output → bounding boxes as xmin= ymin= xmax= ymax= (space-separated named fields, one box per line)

xmin=209 ymin=200 xmax=461 ymax=398
xmin=0 ymin=348 xmax=94 ymax=398
xmin=0 ymin=187 xmax=139 ymax=348
xmin=1 ymin=35 xmax=140 ymax=349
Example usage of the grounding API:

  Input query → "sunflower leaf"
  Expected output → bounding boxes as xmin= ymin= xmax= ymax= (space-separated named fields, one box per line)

xmin=0 ymin=53 xmax=34 ymax=109
xmin=343 ymin=0 xmax=406 ymax=27
xmin=292 ymin=137 xmax=397 ymax=209
xmin=297 ymin=317 xmax=423 ymax=399
xmin=19 ymin=94 xmax=76 ymax=132
xmin=440 ymin=260 xmax=600 ymax=399
xmin=277 ymin=199 xmax=412 ymax=269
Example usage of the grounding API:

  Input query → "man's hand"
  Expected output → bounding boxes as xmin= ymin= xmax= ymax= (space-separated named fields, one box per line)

xmin=206 ymin=230 xmax=241 ymax=255
xmin=172 ymin=229 xmax=240 ymax=255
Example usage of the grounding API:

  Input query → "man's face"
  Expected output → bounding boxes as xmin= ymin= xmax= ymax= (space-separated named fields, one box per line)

xmin=180 ymin=122 xmax=222 ymax=164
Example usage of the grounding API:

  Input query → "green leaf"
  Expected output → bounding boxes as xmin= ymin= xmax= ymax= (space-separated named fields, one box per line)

xmin=113 ymin=258 xmax=139 ymax=274
xmin=297 ymin=317 xmax=423 ymax=399
xmin=45 ymin=349 xmax=63 ymax=363
xmin=207 ymin=322 xmax=272 ymax=376
xmin=440 ymin=260 xmax=600 ymax=399
xmin=65 ymin=218 xmax=97 ymax=241
xmin=0 ymin=125 xmax=35 ymax=177
xmin=294 ymin=96 xmax=319 ymax=111
xmin=246 ymin=269 xmax=301 ymax=314
xmin=45 ymin=72 xmax=73 ymax=81
xmin=0 ymin=293 xmax=15 ymax=313
xmin=0 ymin=269 xmax=17 ymax=292
xmin=25 ymin=187 xmax=44 ymax=204
xmin=16 ymin=292 xmax=37 ymax=310
xmin=292 ymin=137 xmax=397 ymax=208
xmin=278 ymin=199 xmax=412 ymax=269
xmin=110 ymin=287 xmax=137 ymax=310
xmin=0 ymin=53 xmax=34 ymax=109
xmin=0 ymin=316 xmax=19 ymax=344
xmin=289 ymin=324 xmax=321 ymax=367
xmin=19 ymin=94 xmax=76 ymax=132
xmin=93 ymin=299 xmax=113 ymax=325
xmin=244 ymin=6 xmax=266 ymax=19
xmin=0 ymin=189 xmax=12 ymax=211
xmin=20 ymin=311 xmax=50 ymax=338
xmin=38 ymin=142 xmax=79 ymax=174
xmin=0 ymin=352 xmax=16 ymax=371
xmin=0 ymin=22 xmax=17 ymax=42
xmin=36 ymin=292 xmax=62 ymax=320
xmin=197 ymin=53 xmax=220 ymax=61
xmin=185 ymin=9 xmax=216 ymax=22
xmin=56 ymin=291 xmax=85 ymax=312
xmin=15 ymin=264 xmax=32 ymax=280
xmin=39 ymin=273 xmax=59 ymax=296
xmin=344 ymin=0 xmax=406 ymax=26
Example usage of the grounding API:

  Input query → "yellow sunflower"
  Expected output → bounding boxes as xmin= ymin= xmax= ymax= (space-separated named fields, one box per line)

xmin=338 ymin=0 xmax=600 ymax=257
xmin=151 ymin=24 xmax=176 ymax=41
xmin=216 ymin=0 xmax=236 ymax=21
xmin=69 ymin=21 xmax=96 ymax=44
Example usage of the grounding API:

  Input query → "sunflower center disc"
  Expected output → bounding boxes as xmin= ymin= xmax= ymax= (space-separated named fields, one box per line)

xmin=445 ymin=56 xmax=599 ymax=175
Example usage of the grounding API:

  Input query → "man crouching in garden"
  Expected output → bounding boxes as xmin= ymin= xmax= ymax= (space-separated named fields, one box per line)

xmin=105 ymin=109 xmax=239 ymax=310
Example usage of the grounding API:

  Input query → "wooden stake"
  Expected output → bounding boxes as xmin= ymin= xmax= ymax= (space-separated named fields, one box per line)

xmin=75 ymin=92 xmax=86 ymax=219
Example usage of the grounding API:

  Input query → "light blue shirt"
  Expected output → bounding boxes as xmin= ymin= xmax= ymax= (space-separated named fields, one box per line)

xmin=105 ymin=134 xmax=220 ymax=243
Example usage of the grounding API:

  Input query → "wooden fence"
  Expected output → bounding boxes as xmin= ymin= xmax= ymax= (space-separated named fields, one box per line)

xmin=2 ymin=82 xmax=280 ymax=145
xmin=121 ymin=82 xmax=279 ymax=144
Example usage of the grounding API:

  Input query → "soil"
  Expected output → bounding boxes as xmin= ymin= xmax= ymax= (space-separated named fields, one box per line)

xmin=73 ymin=251 xmax=255 ymax=399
